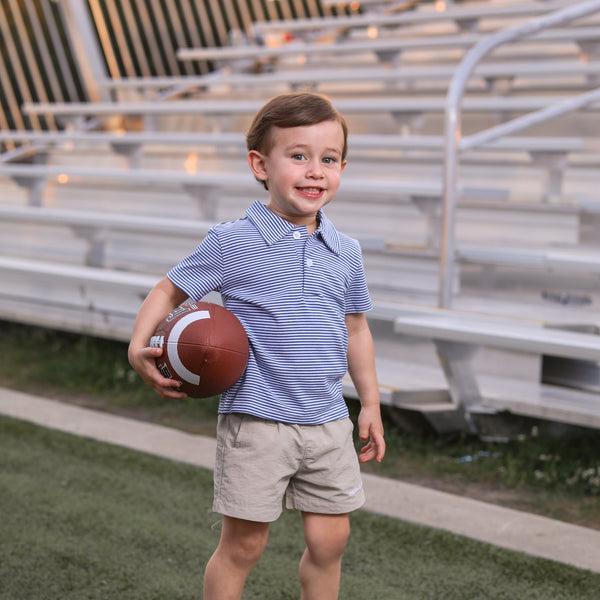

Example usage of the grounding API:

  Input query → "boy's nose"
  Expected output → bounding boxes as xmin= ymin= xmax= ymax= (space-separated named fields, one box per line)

xmin=306 ymin=159 xmax=324 ymax=177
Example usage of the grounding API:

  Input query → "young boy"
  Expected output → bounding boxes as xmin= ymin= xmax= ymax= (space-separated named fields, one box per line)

xmin=128 ymin=92 xmax=385 ymax=600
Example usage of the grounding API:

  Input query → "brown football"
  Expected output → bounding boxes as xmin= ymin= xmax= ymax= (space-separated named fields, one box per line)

xmin=150 ymin=302 xmax=249 ymax=398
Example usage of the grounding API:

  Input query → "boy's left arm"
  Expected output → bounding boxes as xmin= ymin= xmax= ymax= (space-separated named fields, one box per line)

xmin=346 ymin=312 xmax=386 ymax=463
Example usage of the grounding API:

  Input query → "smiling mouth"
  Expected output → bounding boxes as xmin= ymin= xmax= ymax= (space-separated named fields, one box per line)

xmin=297 ymin=186 xmax=324 ymax=196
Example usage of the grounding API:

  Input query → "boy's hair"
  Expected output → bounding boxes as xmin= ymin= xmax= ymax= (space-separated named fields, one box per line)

xmin=247 ymin=92 xmax=348 ymax=190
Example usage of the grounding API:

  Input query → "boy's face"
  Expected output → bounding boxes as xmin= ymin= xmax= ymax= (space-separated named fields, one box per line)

xmin=248 ymin=120 xmax=347 ymax=230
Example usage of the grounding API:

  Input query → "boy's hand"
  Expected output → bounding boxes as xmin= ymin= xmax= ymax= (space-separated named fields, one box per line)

xmin=358 ymin=405 xmax=386 ymax=464
xmin=128 ymin=345 xmax=188 ymax=400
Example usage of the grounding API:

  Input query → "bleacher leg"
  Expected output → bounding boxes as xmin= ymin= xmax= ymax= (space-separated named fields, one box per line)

xmin=434 ymin=339 xmax=483 ymax=435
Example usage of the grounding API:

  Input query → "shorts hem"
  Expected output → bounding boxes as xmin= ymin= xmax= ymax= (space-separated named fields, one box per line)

xmin=212 ymin=501 xmax=283 ymax=523
xmin=285 ymin=491 xmax=366 ymax=515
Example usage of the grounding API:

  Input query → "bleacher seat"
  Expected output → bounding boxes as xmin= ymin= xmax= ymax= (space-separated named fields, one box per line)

xmin=2 ymin=0 xmax=600 ymax=437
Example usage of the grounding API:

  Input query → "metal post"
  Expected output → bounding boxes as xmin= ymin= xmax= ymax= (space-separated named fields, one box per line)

xmin=439 ymin=0 xmax=600 ymax=308
xmin=57 ymin=0 xmax=110 ymax=102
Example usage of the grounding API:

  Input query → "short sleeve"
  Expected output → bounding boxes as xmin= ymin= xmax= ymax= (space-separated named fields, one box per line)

xmin=167 ymin=228 xmax=224 ymax=300
xmin=344 ymin=240 xmax=373 ymax=314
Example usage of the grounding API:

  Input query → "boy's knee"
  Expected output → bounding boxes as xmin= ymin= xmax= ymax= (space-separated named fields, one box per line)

xmin=304 ymin=514 xmax=350 ymax=564
xmin=229 ymin=539 xmax=266 ymax=569
xmin=220 ymin=521 xmax=269 ymax=569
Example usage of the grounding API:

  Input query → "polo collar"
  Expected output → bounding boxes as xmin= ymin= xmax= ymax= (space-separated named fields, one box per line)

xmin=245 ymin=201 xmax=341 ymax=255
xmin=316 ymin=211 xmax=342 ymax=256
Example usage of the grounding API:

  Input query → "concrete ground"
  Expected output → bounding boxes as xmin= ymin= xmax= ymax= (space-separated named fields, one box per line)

xmin=1 ymin=386 xmax=599 ymax=574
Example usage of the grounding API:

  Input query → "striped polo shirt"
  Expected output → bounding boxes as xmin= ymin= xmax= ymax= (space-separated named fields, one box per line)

xmin=167 ymin=200 xmax=373 ymax=425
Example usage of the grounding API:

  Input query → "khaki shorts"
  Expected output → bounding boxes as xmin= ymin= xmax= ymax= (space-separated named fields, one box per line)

xmin=213 ymin=413 xmax=365 ymax=522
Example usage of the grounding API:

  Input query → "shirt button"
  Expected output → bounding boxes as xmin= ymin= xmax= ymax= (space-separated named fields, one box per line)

xmin=293 ymin=231 xmax=301 ymax=239
xmin=306 ymin=259 xmax=313 ymax=267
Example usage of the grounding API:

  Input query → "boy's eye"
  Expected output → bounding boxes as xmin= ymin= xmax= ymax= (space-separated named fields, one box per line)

xmin=290 ymin=153 xmax=339 ymax=164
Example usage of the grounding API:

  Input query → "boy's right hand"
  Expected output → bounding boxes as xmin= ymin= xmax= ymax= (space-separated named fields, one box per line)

xmin=129 ymin=345 xmax=188 ymax=399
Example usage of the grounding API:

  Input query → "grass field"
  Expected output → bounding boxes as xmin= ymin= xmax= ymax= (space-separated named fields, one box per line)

xmin=0 ymin=320 xmax=598 ymax=530
xmin=2 ymin=415 xmax=600 ymax=599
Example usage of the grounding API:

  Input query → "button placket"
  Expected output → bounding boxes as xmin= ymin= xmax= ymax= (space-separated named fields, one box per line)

xmin=304 ymin=235 xmax=312 ymax=271
xmin=291 ymin=228 xmax=308 ymax=295
xmin=303 ymin=237 xmax=318 ymax=297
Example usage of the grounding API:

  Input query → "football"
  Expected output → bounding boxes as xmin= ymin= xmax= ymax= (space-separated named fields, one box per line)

xmin=150 ymin=302 xmax=249 ymax=398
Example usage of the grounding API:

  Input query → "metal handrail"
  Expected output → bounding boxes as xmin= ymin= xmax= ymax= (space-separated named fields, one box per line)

xmin=439 ymin=0 xmax=600 ymax=308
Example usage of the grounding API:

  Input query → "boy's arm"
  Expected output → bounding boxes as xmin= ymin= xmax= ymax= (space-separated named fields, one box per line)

xmin=345 ymin=312 xmax=386 ymax=463
xmin=128 ymin=276 xmax=190 ymax=399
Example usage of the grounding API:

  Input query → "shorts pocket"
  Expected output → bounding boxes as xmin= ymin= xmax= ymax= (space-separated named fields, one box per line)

xmin=217 ymin=413 xmax=246 ymax=449
xmin=234 ymin=415 xmax=277 ymax=449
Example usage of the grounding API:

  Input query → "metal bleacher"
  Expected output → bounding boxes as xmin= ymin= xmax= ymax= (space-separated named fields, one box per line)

xmin=1 ymin=0 xmax=599 ymax=439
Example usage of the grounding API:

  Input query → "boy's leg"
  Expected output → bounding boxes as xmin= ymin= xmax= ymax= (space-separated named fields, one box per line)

xmin=203 ymin=516 xmax=269 ymax=600
xmin=299 ymin=512 xmax=351 ymax=600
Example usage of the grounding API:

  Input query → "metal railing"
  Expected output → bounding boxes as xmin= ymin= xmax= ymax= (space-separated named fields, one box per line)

xmin=439 ymin=0 xmax=600 ymax=308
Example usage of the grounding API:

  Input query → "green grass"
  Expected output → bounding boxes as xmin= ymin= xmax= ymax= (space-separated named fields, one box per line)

xmin=1 ymin=319 xmax=599 ymax=528
xmin=0 ymin=320 xmax=220 ymax=435
xmin=2 ymin=415 xmax=599 ymax=600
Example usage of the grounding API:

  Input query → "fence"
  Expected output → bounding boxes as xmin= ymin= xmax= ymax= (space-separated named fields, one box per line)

xmin=0 ymin=0 xmax=348 ymax=146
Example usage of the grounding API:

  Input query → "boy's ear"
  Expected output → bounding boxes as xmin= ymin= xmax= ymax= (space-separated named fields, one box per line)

xmin=248 ymin=150 xmax=268 ymax=185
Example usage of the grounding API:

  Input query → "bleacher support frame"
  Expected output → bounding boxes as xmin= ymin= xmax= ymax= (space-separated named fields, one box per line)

xmin=440 ymin=0 xmax=600 ymax=308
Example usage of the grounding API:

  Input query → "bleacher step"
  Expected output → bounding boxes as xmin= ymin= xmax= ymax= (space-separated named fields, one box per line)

xmin=479 ymin=376 xmax=600 ymax=430
xmin=344 ymin=356 xmax=600 ymax=436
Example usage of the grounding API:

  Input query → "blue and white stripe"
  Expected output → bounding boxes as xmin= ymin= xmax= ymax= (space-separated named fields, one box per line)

xmin=168 ymin=200 xmax=372 ymax=425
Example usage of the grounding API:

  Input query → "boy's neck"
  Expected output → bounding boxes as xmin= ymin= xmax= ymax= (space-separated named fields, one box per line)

xmin=305 ymin=213 xmax=321 ymax=235
xmin=266 ymin=204 xmax=320 ymax=235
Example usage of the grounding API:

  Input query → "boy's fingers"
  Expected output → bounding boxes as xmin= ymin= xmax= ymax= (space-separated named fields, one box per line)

xmin=358 ymin=431 xmax=386 ymax=463
xmin=358 ymin=422 xmax=370 ymax=443
xmin=359 ymin=443 xmax=376 ymax=463
xmin=162 ymin=388 xmax=188 ymax=400
xmin=374 ymin=433 xmax=386 ymax=462
xmin=154 ymin=379 xmax=187 ymax=399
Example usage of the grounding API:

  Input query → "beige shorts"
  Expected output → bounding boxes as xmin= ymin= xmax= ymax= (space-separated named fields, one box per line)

xmin=213 ymin=413 xmax=365 ymax=522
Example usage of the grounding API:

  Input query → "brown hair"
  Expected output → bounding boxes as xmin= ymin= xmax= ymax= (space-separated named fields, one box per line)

xmin=246 ymin=92 xmax=348 ymax=163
